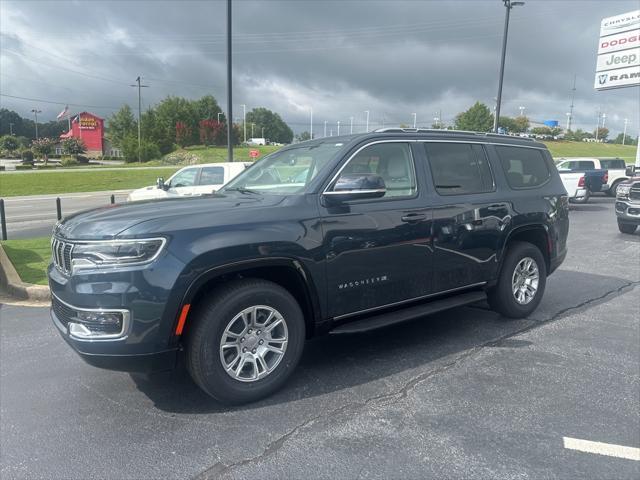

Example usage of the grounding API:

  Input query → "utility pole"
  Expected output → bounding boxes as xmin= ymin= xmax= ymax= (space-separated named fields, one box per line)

xmin=518 ymin=106 xmax=525 ymax=117
xmin=493 ymin=0 xmax=525 ymax=133
xmin=9 ymin=122 xmax=14 ymax=135
xmin=595 ymin=109 xmax=601 ymax=142
xmin=412 ymin=112 xmax=417 ymax=129
xmin=310 ymin=107 xmax=313 ymax=139
xmin=601 ymin=112 xmax=607 ymax=129
xmin=337 ymin=120 xmax=340 ymax=136
xmin=30 ymin=109 xmax=41 ymax=139
xmin=623 ymin=118 xmax=629 ymax=145
xmin=129 ymin=76 xmax=149 ymax=163
xmin=364 ymin=110 xmax=369 ymax=132
xmin=324 ymin=121 xmax=327 ymax=137
xmin=565 ymin=112 xmax=571 ymax=132
xmin=350 ymin=116 xmax=354 ymax=134
xmin=251 ymin=123 xmax=254 ymax=138
xmin=567 ymin=74 xmax=576 ymax=132
xmin=241 ymin=104 xmax=246 ymax=143
xmin=226 ymin=0 xmax=233 ymax=161
xmin=261 ymin=126 xmax=265 ymax=139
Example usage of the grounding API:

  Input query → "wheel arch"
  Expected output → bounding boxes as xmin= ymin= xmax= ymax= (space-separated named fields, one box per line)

xmin=176 ymin=257 xmax=322 ymax=340
xmin=500 ymin=225 xmax=551 ymax=274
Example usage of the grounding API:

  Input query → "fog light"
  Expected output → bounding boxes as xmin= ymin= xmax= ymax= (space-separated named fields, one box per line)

xmin=69 ymin=310 xmax=126 ymax=339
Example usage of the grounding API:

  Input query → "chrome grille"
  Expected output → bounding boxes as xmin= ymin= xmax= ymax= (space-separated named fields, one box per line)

xmin=630 ymin=182 xmax=640 ymax=201
xmin=51 ymin=237 xmax=73 ymax=274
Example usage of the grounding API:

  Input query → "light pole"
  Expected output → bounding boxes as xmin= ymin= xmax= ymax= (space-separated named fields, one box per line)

xmin=412 ymin=112 xmax=417 ymax=129
xmin=241 ymin=104 xmax=246 ymax=143
xmin=518 ymin=105 xmax=525 ymax=117
xmin=350 ymin=116 xmax=354 ymax=134
xmin=568 ymin=74 xmax=576 ymax=132
xmin=261 ymin=126 xmax=265 ymax=139
xmin=129 ymin=76 xmax=149 ymax=163
xmin=623 ymin=118 xmax=629 ymax=145
xmin=337 ymin=120 xmax=340 ymax=136
xmin=9 ymin=122 xmax=14 ymax=135
xmin=595 ymin=110 xmax=601 ymax=142
xmin=226 ymin=0 xmax=233 ymax=161
xmin=434 ymin=116 xmax=440 ymax=128
xmin=493 ymin=0 xmax=525 ymax=133
xmin=251 ymin=122 xmax=255 ymax=138
xmin=364 ymin=110 xmax=369 ymax=132
xmin=565 ymin=112 xmax=571 ymax=131
xmin=217 ymin=112 xmax=223 ymax=123
xmin=324 ymin=121 xmax=327 ymax=137
xmin=31 ymin=109 xmax=41 ymax=139
xmin=601 ymin=112 xmax=607 ymax=129
xmin=310 ymin=107 xmax=313 ymax=139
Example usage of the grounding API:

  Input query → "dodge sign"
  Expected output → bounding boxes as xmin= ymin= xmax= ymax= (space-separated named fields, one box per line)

xmin=594 ymin=10 xmax=640 ymax=90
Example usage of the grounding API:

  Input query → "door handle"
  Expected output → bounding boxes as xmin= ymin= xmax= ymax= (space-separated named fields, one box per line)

xmin=401 ymin=213 xmax=427 ymax=223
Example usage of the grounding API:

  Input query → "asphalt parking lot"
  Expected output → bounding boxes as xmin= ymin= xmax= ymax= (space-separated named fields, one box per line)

xmin=1 ymin=196 xmax=638 ymax=479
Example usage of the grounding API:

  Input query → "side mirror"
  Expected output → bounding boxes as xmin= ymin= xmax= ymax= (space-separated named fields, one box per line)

xmin=157 ymin=177 xmax=166 ymax=190
xmin=625 ymin=165 xmax=636 ymax=177
xmin=323 ymin=173 xmax=386 ymax=204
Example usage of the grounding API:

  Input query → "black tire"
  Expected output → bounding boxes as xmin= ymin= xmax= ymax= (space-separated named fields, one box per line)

xmin=488 ymin=241 xmax=547 ymax=319
xmin=618 ymin=221 xmax=638 ymax=234
xmin=186 ymin=279 xmax=305 ymax=405
xmin=607 ymin=180 xmax=622 ymax=197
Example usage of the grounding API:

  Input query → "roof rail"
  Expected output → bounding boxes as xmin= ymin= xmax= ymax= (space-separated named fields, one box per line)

xmin=372 ymin=127 xmax=536 ymax=142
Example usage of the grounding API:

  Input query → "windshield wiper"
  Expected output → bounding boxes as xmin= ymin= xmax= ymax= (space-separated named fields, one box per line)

xmin=224 ymin=187 xmax=260 ymax=195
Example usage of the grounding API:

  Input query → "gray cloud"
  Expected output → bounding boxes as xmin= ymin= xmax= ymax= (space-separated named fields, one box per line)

xmin=1 ymin=0 xmax=638 ymax=136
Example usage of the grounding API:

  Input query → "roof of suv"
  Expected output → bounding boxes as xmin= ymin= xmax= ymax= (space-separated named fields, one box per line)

xmin=294 ymin=128 xmax=548 ymax=150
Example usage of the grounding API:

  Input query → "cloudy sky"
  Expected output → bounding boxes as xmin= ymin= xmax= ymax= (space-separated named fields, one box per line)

xmin=1 ymin=0 xmax=638 ymax=136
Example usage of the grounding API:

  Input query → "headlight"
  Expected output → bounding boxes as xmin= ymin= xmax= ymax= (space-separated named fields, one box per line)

xmin=617 ymin=184 xmax=631 ymax=196
xmin=71 ymin=238 xmax=166 ymax=272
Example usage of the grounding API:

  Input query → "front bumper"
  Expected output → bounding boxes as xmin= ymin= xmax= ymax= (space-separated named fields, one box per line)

xmin=615 ymin=200 xmax=640 ymax=225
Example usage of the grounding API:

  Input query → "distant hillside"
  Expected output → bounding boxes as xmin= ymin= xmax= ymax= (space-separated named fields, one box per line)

xmin=543 ymin=141 xmax=636 ymax=163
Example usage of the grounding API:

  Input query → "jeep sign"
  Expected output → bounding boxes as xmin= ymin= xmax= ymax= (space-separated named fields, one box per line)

xmin=595 ymin=10 xmax=640 ymax=90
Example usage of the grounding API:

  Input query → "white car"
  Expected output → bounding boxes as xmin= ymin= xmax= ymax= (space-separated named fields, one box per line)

xmin=555 ymin=157 xmax=629 ymax=196
xmin=127 ymin=162 xmax=252 ymax=202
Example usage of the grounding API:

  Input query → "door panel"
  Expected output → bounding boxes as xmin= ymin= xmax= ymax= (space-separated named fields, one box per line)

xmin=320 ymin=142 xmax=433 ymax=319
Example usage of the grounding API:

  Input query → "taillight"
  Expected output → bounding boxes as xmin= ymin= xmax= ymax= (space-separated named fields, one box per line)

xmin=578 ymin=176 xmax=585 ymax=187
xmin=603 ymin=172 xmax=609 ymax=183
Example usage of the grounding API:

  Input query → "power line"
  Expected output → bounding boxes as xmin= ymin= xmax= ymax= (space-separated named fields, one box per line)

xmin=0 ymin=93 xmax=121 ymax=110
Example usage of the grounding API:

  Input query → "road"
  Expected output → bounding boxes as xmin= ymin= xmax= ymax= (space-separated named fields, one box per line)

xmin=1 ymin=190 xmax=132 ymax=239
xmin=1 ymin=198 xmax=639 ymax=479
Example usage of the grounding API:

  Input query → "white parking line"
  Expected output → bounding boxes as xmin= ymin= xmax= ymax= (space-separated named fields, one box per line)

xmin=563 ymin=437 xmax=640 ymax=461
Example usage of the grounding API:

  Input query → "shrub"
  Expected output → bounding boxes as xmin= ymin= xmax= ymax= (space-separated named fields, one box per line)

xmin=61 ymin=137 xmax=87 ymax=157
xmin=160 ymin=151 xmax=200 ymax=165
xmin=15 ymin=164 xmax=33 ymax=170
xmin=61 ymin=157 xmax=80 ymax=167
xmin=76 ymin=155 xmax=89 ymax=164
xmin=20 ymin=149 xmax=34 ymax=163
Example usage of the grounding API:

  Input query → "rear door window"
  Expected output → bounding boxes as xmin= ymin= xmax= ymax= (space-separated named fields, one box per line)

xmin=199 ymin=166 xmax=225 ymax=185
xmin=424 ymin=143 xmax=494 ymax=195
xmin=495 ymin=146 xmax=551 ymax=189
xmin=600 ymin=159 xmax=625 ymax=170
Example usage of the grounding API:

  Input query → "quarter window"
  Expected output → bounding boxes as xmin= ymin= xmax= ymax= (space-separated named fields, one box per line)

xmin=334 ymin=143 xmax=417 ymax=198
xmin=600 ymin=159 xmax=625 ymax=170
xmin=496 ymin=146 xmax=551 ymax=189
xmin=425 ymin=143 xmax=494 ymax=195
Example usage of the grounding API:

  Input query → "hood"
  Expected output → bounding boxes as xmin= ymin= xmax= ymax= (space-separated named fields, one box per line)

xmin=54 ymin=193 xmax=286 ymax=240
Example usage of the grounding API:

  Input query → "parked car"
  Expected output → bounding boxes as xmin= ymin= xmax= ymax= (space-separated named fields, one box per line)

xmin=557 ymin=167 xmax=608 ymax=204
xmin=48 ymin=129 xmax=569 ymax=404
xmin=127 ymin=162 xmax=251 ymax=201
xmin=556 ymin=157 xmax=629 ymax=196
xmin=615 ymin=175 xmax=640 ymax=234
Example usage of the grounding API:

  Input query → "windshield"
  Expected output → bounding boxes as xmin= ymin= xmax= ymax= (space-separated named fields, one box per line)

xmin=221 ymin=142 xmax=345 ymax=195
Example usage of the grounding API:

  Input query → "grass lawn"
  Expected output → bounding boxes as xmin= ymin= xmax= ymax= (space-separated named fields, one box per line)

xmin=543 ymin=141 xmax=637 ymax=163
xmin=151 ymin=144 xmax=282 ymax=165
xmin=1 ymin=237 xmax=50 ymax=285
xmin=0 ymin=168 xmax=180 ymax=197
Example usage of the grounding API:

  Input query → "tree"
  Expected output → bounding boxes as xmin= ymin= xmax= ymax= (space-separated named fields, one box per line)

xmin=612 ymin=132 xmax=638 ymax=145
xmin=107 ymin=105 xmax=137 ymax=148
xmin=193 ymin=95 xmax=222 ymax=122
xmin=199 ymin=119 xmax=224 ymax=146
xmin=245 ymin=107 xmax=293 ymax=144
xmin=454 ymin=102 xmax=493 ymax=132
xmin=0 ymin=135 xmax=19 ymax=153
xmin=531 ymin=127 xmax=553 ymax=136
xmin=121 ymin=134 xmax=160 ymax=163
xmin=295 ymin=131 xmax=311 ymax=142
xmin=61 ymin=137 xmax=87 ymax=157
xmin=31 ymin=137 xmax=56 ymax=164
xmin=513 ymin=116 xmax=530 ymax=133
xmin=175 ymin=121 xmax=192 ymax=148
xmin=594 ymin=127 xmax=609 ymax=141
xmin=498 ymin=116 xmax=518 ymax=133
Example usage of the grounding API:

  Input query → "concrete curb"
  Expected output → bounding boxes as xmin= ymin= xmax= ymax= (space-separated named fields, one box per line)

xmin=0 ymin=244 xmax=50 ymax=301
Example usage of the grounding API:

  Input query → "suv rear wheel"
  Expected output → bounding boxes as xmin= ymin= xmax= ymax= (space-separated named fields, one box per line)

xmin=186 ymin=279 xmax=305 ymax=404
xmin=618 ymin=221 xmax=638 ymax=234
xmin=488 ymin=241 xmax=547 ymax=318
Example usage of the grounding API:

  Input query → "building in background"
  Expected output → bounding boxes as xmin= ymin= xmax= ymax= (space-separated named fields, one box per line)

xmin=56 ymin=112 xmax=121 ymax=158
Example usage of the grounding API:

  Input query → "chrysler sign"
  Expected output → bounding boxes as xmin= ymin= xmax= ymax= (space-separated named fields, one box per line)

xmin=594 ymin=10 xmax=640 ymax=90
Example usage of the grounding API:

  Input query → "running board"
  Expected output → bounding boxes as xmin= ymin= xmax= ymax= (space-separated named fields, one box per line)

xmin=330 ymin=291 xmax=487 ymax=334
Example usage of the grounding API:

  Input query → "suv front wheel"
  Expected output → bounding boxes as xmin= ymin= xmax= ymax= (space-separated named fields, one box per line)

xmin=186 ymin=279 xmax=305 ymax=404
xmin=488 ymin=241 xmax=547 ymax=318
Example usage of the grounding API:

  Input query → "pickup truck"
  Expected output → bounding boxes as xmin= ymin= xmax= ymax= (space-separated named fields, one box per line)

xmin=557 ymin=168 xmax=608 ymax=204
xmin=556 ymin=158 xmax=628 ymax=196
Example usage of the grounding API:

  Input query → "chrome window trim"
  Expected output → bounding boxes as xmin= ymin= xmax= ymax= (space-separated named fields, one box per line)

xmin=323 ymin=140 xmax=419 ymax=198
xmin=333 ymin=281 xmax=487 ymax=320
xmin=324 ymin=189 xmax=386 ymax=196
xmin=51 ymin=292 xmax=131 ymax=342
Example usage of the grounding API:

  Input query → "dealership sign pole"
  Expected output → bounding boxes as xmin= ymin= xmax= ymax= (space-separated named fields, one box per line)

xmin=594 ymin=9 xmax=640 ymax=168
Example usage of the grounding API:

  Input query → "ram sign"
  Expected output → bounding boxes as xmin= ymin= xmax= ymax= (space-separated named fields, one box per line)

xmin=594 ymin=10 xmax=640 ymax=90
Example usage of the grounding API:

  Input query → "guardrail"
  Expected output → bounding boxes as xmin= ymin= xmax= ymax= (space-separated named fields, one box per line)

xmin=0 ymin=194 xmax=117 ymax=241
